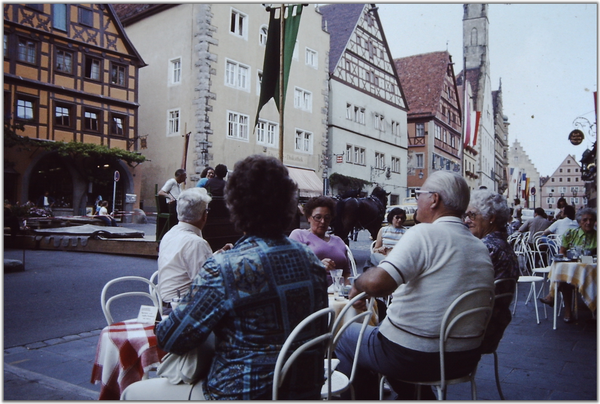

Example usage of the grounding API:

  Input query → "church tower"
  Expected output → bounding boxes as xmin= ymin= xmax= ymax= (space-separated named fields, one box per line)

xmin=461 ymin=3 xmax=496 ymax=190
xmin=463 ymin=4 xmax=490 ymax=71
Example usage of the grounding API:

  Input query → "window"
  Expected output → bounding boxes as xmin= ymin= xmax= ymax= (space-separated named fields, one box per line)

xmin=55 ymin=49 xmax=73 ymax=73
xmin=346 ymin=104 xmax=352 ymax=120
xmin=434 ymin=124 xmax=441 ymax=140
xmin=346 ymin=144 xmax=352 ymax=162
xmin=391 ymin=120 xmax=400 ymax=137
xmin=225 ymin=59 xmax=250 ymax=91
xmin=451 ymin=135 xmax=456 ymax=148
xmin=230 ymin=8 xmax=247 ymax=38
xmin=391 ymin=156 xmax=400 ymax=173
xmin=355 ymin=107 xmax=365 ymax=124
xmin=169 ymin=58 xmax=181 ymax=85
xmin=4 ymin=34 xmax=8 ymax=58
xmin=52 ymin=4 xmax=67 ymax=31
xmin=256 ymin=119 xmax=278 ymax=147
xmin=83 ymin=109 xmax=100 ymax=131
xmin=374 ymin=113 xmax=385 ymax=131
xmin=256 ymin=70 xmax=262 ymax=96
xmin=16 ymin=97 xmax=35 ymax=121
xmin=294 ymin=88 xmax=312 ymax=111
xmin=227 ymin=111 xmax=249 ymax=141
xmin=305 ymin=48 xmax=317 ymax=68
xmin=375 ymin=152 xmax=385 ymax=169
xmin=167 ymin=109 xmax=180 ymax=136
xmin=111 ymin=114 xmax=126 ymax=136
xmin=259 ymin=25 xmax=268 ymax=46
xmin=84 ymin=56 xmax=101 ymax=80
xmin=416 ymin=123 xmax=425 ymax=137
xmin=294 ymin=129 xmax=312 ymax=153
xmin=415 ymin=153 xmax=424 ymax=168
xmin=54 ymin=104 xmax=71 ymax=127
xmin=110 ymin=63 xmax=126 ymax=86
xmin=354 ymin=146 xmax=365 ymax=165
xmin=79 ymin=7 xmax=93 ymax=26
xmin=17 ymin=38 xmax=37 ymax=64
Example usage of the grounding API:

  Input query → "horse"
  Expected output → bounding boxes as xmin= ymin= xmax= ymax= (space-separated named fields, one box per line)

xmin=331 ymin=187 xmax=388 ymax=245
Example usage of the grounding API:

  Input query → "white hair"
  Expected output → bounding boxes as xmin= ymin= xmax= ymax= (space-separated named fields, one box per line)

xmin=176 ymin=187 xmax=212 ymax=222
xmin=424 ymin=171 xmax=470 ymax=214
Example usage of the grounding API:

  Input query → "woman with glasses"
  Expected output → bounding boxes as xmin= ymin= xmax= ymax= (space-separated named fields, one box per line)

xmin=289 ymin=196 xmax=351 ymax=283
xmin=463 ymin=189 xmax=519 ymax=352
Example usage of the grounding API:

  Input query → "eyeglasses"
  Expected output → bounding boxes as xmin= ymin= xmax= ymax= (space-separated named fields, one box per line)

xmin=462 ymin=211 xmax=479 ymax=221
xmin=311 ymin=214 xmax=332 ymax=222
xmin=414 ymin=190 xmax=436 ymax=200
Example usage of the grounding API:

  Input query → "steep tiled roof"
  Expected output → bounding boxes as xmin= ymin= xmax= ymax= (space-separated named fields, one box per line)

xmin=113 ymin=4 xmax=175 ymax=25
xmin=319 ymin=3 xmax=366 ymax=74
xmin=394 ymin=51 xmax=452 ymax=118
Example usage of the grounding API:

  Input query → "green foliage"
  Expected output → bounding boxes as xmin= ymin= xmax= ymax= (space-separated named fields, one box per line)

xmin=4 ymin=121 xmax=146 ymax=166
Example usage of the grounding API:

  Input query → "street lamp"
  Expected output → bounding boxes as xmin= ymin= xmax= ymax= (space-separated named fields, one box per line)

xmin=418 ymin=170 xmax=424 ymax=179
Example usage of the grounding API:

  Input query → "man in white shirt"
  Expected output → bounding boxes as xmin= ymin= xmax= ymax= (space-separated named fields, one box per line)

xmin=543 ymin=205 xmax=578 ymax=239
xmin=158 ymin=169 xmax=187 ymax=203
xmin=158 ymin=169 xmax=187 ymax=228
xmin=158 ymin=187 xmax=230 ymax=312
xmin=334 ymin=171 xmax=494 ymax=399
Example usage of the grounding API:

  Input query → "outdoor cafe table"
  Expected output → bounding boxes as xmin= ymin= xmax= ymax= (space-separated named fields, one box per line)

xmin=91 ymin=319 xmax=166 ymax=400
xmin=549 ymin=260 xmax=597 ymax=330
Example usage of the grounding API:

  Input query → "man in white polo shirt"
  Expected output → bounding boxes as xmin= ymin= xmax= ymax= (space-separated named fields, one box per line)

xmin=335 ymin=171 xmax=494 ymax=399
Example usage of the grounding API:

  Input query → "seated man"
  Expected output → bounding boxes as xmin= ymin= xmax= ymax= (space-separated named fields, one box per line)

xmin=122 ymin=155 xmax=328 ymax=400
xmin=157 ymin=187 xmax=230 ymax=314
xmin=334 ymin=171 xmax=494 ymax=399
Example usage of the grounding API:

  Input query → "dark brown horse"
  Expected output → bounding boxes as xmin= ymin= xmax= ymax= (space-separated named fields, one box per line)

xmin=331 ymin=187 xmax=388 ymax=244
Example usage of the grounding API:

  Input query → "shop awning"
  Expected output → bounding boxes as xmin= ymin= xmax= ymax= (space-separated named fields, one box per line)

xmin=286 ymin=166 xmax=323 ymax=198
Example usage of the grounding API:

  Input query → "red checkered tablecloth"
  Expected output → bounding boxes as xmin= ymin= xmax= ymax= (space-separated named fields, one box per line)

xmin=91 ymin=319 xmax=166 ymax=400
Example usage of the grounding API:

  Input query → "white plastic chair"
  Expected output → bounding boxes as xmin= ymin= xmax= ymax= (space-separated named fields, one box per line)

xmin=272 ymin=307 xmax=335 ymax=400
xmin=513 ymin=242 xmax=546 ymax=324
xmin=101 ymin=276 xmax=163 ymax=325
xmin=321 ymin=291 xmax=375 ymax=400
xmin=149 ymin=270 xmax=161 ymax=304
xmin=379 ymin=287 xmax=494 ymax=400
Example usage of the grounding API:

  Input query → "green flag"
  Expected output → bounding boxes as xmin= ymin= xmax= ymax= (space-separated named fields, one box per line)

xmin=255 ymin=5 xmax=303 ymax=127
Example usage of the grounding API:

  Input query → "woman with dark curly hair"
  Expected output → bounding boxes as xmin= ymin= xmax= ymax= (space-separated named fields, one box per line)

xmin=123 ymin=155 xmax=328 ymax=400
xmin=195 ymin=166 xmax=214 ymax=188
xmin=289 ymin=196 xmax=351 ymax=282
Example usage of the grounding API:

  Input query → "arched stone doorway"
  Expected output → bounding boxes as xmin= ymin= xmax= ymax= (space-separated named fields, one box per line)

xmin=28 ymin=154 xmax=73 ymax=209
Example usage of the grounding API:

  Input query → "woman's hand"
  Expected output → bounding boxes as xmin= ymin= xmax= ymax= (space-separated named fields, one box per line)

xmin=322 ymin=258 xmax=336 ymax=271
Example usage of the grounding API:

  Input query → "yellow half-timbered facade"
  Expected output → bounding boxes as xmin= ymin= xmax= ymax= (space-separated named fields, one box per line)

xmin=4 ymin=3 xmax=145 ymax=216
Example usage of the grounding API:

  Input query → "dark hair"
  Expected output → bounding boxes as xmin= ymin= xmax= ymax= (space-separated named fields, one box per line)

xmin=514 ymin=198 xmax=520 ymax=204
xmin=387 ymin=207 xmax=406 ymax=224
xmin=303 ymin=196 xmax=336 ymax=220
xmin=214 ymin=164 xmax=228 ymax=179
xmin=175 ymin=168 xmax=186 ymax=177
xmin=563 ymin=205 xmax=576 ymax=220
xmin=556 ymin=197 xmax=567 ymax=208
xmin=225 ymin=155 xmax=297 ymax=238
xmin=200 ymin=166 xmax=214 ymax=178
xmin=534 ymin=207 xmax=547 ymax=218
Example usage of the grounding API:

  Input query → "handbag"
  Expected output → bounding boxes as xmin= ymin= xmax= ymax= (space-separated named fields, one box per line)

xmin=156 ymin=333 xmax=215 ymax=384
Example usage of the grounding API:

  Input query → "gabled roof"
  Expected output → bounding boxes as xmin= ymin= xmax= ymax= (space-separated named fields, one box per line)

xmin=457 ymin=68 xmax=481 ymax=107
xmin=319 ymin=3 xmax=366 ymax=74
xmin=394 ymin=51 xmax=453 ymax=118
xmin=113 ymin=4 xmax=176 ymax=26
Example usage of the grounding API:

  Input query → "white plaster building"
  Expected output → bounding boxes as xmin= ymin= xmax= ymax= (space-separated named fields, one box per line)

xmin=115 ymin=4 xmax=329 ymax=210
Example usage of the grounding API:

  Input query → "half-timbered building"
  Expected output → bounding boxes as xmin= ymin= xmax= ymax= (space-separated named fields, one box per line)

xmin=320 ymin=3 xmax=408 ymax=204
xmin=394 ymin=51 xmax=463 ymax=195
xmin=4 ymin=3 xmax=145 ymax=215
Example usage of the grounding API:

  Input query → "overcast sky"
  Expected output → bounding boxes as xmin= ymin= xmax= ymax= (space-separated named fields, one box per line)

xmin=377 ymin=3 xmax=597 ymax=177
